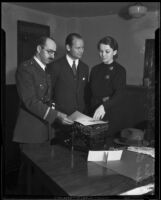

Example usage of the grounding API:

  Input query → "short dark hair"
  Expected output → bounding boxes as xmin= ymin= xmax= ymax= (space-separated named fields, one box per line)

xmin=97 ymin=36 xmax=118 ymax=59
xmin=65 ymin=33 xmax=83 ymax=46
xmin=97 ymin=36 xmax=118 ymax=51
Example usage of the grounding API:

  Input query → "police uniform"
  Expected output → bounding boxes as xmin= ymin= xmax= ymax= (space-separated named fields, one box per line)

xmin=13 ymin=57 xmax=58 ymax=143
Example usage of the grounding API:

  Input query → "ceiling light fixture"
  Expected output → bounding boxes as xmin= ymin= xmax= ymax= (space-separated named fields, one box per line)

xmin=128 ymin=2 xmax=147 ymax=18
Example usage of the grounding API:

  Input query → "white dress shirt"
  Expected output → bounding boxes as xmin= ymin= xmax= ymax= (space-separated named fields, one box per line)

xmin=66 ymin=54 xmax=79 ymax=69
xmin=34 ymin=56 xmax=46 ymax=71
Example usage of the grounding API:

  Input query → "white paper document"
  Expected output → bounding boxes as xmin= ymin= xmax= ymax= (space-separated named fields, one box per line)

xmin=127 ymin=146 xmax=155 ymax=158
xmin=119 ymin=183 xmax=154 ymax=195
xmin=87 ymin=150 xmax=123 ymax=162
xmin=88 ymin=151 xmax=107 ymax=162
xmin=107 ymin=150 xmax=123 ymax=161
xmin=68 ymin=111 xmax=108 ymax=126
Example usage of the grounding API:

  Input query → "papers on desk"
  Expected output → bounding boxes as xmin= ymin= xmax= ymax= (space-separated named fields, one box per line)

xmin=88 ymin=150 xmax=154 ymax=182
xmin=68 ymin=111 xmax=108 ymax=126
xmin=119 ymin=183 xmax=154 ymax=195
xmin=87 ymin=150 xmax=123 ymax=162
xmin=127 ymin=146 xmax=155 ymax=158
xmin=88 ymin=151 xmax=107 ymax=162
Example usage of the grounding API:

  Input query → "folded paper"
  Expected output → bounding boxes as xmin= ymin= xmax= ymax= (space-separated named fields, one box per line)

xmin=107 ymin=150 xmax=123 ymax=161
xmin=88 ymin=151 xmax=107 ymax=162
xmin=87 ymin=150 xmax=123 ymax=162
xmin=94 ymin=150 xmax=154 ymax=182
xmin=68 ymin=111 xmax=108 ymax=126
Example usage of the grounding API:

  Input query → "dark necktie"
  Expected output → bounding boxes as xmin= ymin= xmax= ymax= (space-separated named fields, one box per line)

xmin=72 ymin=60 xmax=77 ymax=76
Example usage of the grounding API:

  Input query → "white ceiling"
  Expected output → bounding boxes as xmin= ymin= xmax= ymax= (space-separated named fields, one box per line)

xmin=10 ymin=2 xmax=160 ymax=18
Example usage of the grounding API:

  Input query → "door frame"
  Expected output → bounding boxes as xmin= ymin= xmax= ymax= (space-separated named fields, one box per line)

xmin=17 ymin=20 xmax=50 ymax=65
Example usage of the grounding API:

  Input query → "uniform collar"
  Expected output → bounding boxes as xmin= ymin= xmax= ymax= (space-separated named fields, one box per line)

xmin=66 ymin=54 xmax=79 ymax=69
xmin=34 ymin=56 xmax=46 ymax=71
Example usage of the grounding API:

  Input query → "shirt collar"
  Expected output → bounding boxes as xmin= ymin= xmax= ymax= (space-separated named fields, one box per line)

xmin=66 ymin=54 xmax=79 ymax=69
xmin=34 ymin=56 xmax=46 ymax=71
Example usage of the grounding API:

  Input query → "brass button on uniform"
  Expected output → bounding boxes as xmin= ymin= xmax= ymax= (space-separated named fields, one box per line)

xmin=103 ymin=96 xmax=109 ymax=102
xmin=40 ymin=84 xmax=44 ymax=89
xmin=105 ymin=75 xmax=110 ymax=79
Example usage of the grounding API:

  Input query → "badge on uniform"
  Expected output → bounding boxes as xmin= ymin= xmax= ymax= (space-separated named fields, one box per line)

xmin=82 ymin=77 xmax=86 ymax=81
xmin=109 ymin=66 xmax=114 ymax=70
xmin=39 ymin=84 xmax=44 ymax=89
xmin=105 ymin=75 xmax=110 ymax=79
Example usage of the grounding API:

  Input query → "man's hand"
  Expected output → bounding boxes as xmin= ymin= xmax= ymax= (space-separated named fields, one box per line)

xmin=57 ymin=111 xmax=74 ymax=125
xmin=51 ymin=102 xmax=55 ymax=109
xmin=93 ymin=105 xmax=106 ymax=120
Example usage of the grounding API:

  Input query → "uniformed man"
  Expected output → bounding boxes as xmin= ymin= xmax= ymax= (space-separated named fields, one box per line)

xmin=13 ymin=36 xmax=73 ymax=150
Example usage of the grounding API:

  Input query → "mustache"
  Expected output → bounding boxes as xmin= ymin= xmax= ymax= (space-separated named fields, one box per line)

xmin=48 ymin=58 xmax=54 ymax=61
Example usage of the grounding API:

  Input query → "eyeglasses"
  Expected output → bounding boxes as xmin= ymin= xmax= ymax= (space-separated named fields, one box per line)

xmin=42 ymin=47 xmax=56 ymax=56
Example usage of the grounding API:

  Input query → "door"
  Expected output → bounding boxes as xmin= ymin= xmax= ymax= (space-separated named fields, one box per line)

xmin=143 ymin=39 xmax=155 ymax=88
xmin=143 ymin=39 xmax=155 ymax=144
xmin=17 ymin=20 xmax=50 ymax=65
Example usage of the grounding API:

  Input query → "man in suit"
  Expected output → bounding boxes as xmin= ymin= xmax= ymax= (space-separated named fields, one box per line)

xmin=13 ymin=36 xmax=73 ymax=150
xmin=48 ymin=33 xmax=89 ymax=141
xmin=48 ymin=33 xmax=89 ymax=115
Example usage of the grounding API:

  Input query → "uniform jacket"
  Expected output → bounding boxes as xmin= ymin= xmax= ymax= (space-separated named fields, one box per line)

xmin=89 ymin=61 xmax=126 ymax=120
xmin=13 ymin=58 xmax=58 ymax=143
xmin=48 ymin=56 xmax=89 ymax=115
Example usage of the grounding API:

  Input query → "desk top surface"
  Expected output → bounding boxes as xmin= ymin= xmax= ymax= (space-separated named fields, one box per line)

xmin=22 ymin=144 xmax=154 ymax=196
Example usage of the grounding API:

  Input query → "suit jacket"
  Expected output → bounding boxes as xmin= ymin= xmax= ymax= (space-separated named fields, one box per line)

xmin=13 ymin=58 xmax=58 ymax=143
xmin=48 ymin=56 xmax=89 ymax=115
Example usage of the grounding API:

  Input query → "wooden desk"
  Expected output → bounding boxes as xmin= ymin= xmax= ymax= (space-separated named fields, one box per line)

xmin=19 ymin=144 xmax=154 ymax=196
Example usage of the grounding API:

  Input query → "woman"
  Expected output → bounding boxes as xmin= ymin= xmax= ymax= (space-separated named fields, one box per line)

xmin=89 ymin=36 xmax=126 ymax=146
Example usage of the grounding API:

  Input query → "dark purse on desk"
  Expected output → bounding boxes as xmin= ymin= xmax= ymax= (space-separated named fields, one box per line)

xmin=70 ymin=122 xmax=109 ymax=152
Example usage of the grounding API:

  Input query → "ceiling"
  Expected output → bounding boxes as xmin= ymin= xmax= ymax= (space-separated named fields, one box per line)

xmin=10 ymin=2 xmax=160 ymax=18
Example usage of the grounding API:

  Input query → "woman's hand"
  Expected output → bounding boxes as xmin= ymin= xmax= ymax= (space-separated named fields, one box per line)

xmin=93 ymin=105 xmax=106 ymax=120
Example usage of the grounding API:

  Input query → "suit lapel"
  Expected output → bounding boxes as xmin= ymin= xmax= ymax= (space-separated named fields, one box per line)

xmin=77 ymin=61 xmax=85 ymax=81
